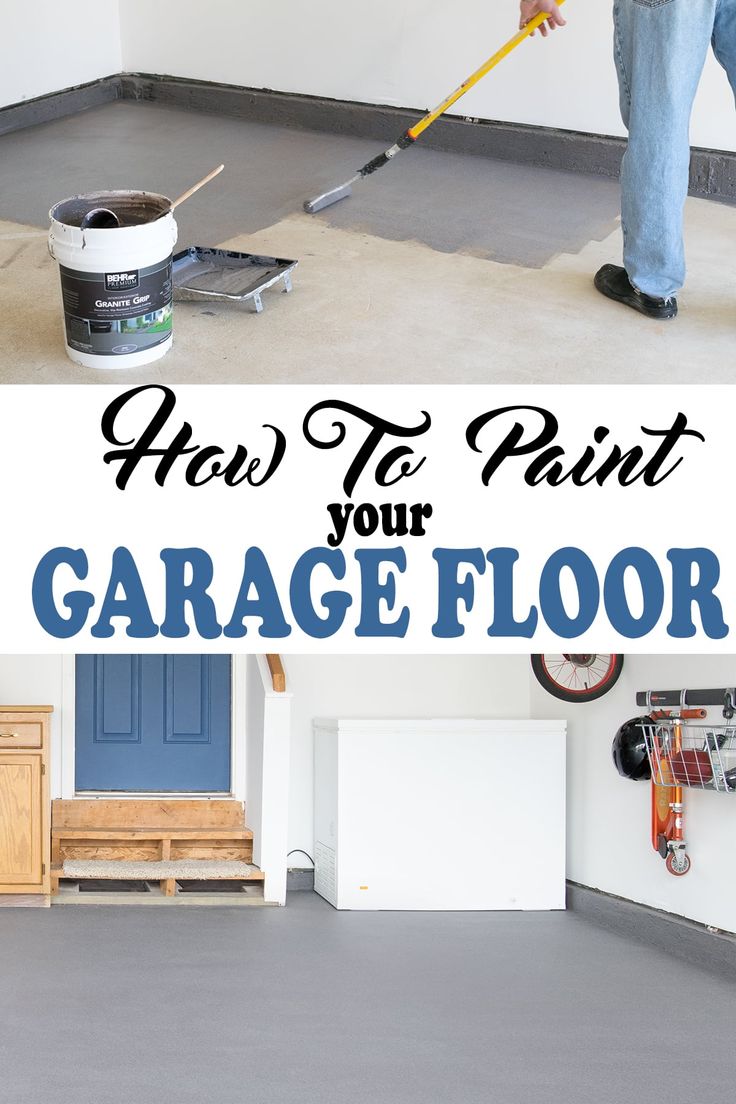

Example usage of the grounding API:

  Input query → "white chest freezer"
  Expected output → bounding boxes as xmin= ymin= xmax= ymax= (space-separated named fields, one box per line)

xmin=314 ymin=718 xmax=567 ymax=911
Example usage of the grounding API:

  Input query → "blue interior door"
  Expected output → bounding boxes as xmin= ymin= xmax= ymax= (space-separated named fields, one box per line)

xmin=75 ymin=655 xmax=231 ymax=792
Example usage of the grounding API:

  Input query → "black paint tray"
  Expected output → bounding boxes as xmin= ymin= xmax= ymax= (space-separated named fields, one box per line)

xmin=172 ymin=246 xmax=297 ymax=313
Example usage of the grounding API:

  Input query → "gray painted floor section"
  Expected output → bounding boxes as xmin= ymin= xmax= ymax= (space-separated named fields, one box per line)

xmin=0 ymin=102 xmax=619 ymax=267
xmin=0 ymin=893 xmax=732 ymax=1104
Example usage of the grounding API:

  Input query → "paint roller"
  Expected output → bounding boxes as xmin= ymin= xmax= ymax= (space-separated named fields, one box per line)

xmin=304 ymin=2 xmax=567 ymax=215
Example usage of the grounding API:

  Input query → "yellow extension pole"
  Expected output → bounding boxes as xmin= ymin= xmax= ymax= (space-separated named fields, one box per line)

xmin=409 ymin=0 xmax=567 ymax=140
xmin=304 ymin=3 xmax=568 ymax=213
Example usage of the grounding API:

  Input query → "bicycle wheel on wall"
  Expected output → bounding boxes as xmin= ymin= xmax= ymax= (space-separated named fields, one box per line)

xmin=531 ymin=654 xmax=624 ymax=703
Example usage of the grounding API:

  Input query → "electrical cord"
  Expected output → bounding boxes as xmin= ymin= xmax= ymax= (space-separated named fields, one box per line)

xmin=287 ymin=849 xmax=315 ymax=867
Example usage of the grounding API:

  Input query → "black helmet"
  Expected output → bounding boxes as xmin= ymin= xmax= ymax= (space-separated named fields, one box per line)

xmin=612 ymin=717 xmax=652 ymax=781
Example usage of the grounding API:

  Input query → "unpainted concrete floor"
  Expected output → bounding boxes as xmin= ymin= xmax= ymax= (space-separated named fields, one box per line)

xmin=0 ymin=893 xmax=733 ymax=1104
xmin=1 ymin=100 xmax=735 ymax=383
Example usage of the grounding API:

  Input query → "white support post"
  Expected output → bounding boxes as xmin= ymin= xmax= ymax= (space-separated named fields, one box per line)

xmin=260 ymin=689 xmax=292 ymax=906
xmin=59 ymin=655 xmax=76 ymax=800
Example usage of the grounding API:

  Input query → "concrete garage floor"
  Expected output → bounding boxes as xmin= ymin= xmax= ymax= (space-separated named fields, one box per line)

xmin=1 ymin=101 xmax=735 ymax=383
xmin=0 ymin=893 xmax=733 ymax=1104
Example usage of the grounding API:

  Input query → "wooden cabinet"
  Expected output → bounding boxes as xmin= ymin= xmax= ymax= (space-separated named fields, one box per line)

xmin=0 ymin=707 xmax=51 ymax=895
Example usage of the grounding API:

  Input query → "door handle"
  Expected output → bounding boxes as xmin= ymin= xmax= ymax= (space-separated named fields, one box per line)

xmin=0 ymin=733 xmax=20 ymax=738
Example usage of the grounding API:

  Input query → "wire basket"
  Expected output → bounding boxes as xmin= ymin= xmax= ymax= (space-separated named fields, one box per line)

xmin=640 ymin=720 xmax=736 ymax=792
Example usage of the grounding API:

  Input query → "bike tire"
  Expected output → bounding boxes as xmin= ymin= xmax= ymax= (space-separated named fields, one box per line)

xmin=531 ymin=654 xmax=625 ymax=704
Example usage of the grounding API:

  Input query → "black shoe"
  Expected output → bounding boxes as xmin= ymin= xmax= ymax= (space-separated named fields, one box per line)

xmin=594 ymin=264 xmax=678 ymax=320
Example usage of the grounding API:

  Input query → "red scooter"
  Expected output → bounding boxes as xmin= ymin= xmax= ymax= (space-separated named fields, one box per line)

xmin=635 ymin=686 xmax=736 ymax=876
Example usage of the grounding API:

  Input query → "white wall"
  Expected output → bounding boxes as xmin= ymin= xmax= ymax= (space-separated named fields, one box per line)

xmin=530 ymin=654 xmax=736 ymax=935
xmin=285 ymin=654 xmax=531 ymax=867
xmin=0 ymin=2 xmax=122 ymax=109
xmin=0 ymin=655 xmax=65 ymax=798
xmin=119 ymin=1 xmax=736 ymax=152
xmin=5 ymin=4 xmax=732 ymax=150
xmin=0 ymin=652 xmax=531 ymax=870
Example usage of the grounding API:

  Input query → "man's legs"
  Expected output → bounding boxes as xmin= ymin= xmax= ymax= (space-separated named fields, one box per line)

xmin=613 ymin=0 xmax=715 ymax=300
xmin=712 ymin=0 xmax=736 ymax=99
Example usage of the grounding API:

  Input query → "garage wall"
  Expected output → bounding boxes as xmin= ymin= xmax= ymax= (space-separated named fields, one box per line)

xmin=119 ymin=1 xmax=736 ymax=153
xmin=3 ymin=652 xmax=734 ymax=931
xmin=530 ymin=654 xmax=736 ymax=935
xmin=0 ymin=3 xmax=122 ymax=109
xmin=0 ymin=653 xmax=530 ymax=868
xmin=0 ymin=655 xmax=65 ymax=800
xmin=283 ymin=654 xmax=531 ymax=868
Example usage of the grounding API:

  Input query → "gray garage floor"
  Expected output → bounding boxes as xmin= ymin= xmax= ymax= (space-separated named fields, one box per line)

xmin=0 ymin=892 xmax=732 ymax=1104
xmin=1 ymin=101 xmax=735 ymax=383
xmin=0 ymin=102 xmax=621 ymax=268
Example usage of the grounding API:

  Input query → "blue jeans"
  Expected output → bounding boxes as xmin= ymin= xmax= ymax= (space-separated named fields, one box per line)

xmin=613 ymin=0 xmax=736 ymax=298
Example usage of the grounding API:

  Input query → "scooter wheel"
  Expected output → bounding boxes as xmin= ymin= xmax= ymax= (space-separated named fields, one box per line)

xmin=665 ymin=852 xmax=691 ymax=877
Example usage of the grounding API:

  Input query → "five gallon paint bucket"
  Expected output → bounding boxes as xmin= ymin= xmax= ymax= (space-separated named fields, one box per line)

xmin=48 ymin=191 xmax=178 ymax=369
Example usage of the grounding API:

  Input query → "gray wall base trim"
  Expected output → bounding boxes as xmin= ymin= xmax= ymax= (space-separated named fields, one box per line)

xmin=0 ymin=77 xmax=121 ymax=138
xmin=3 ymin=72 xmax=736 ymax=201
xmin=567 ymin=882 xmax=736 ymax=982
xmin=121 ymin=74 xmax=736 ymax=202
xmin=287 ymin=868 xmax=315 ymax=892
xmin=124 ymin=73 xmax=627 ymax=179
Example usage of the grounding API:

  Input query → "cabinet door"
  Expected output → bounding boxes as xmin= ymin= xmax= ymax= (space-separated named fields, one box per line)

xmin=0 ymin=754 xmax=42 ymax=887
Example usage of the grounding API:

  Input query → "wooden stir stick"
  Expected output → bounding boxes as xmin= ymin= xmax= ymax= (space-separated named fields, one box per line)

xmin=171 ymin=164 xmax=225 ymax=211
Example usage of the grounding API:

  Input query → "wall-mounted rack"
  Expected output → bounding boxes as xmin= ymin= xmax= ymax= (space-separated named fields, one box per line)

xmin=627 ymin=686 xmax=736 ymax=878
xmin=636 ymin=686 xmax=736 ymax=717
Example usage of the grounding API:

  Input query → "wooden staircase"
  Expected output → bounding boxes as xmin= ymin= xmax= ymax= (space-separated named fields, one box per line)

xmin=51 ymin=799 xmax=264 ymax=897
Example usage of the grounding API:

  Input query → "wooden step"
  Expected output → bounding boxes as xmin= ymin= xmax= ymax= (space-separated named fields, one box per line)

xmin=55 ymin=860 xmax=264 ymax=880
xmin=53 ymin=799 xmax=246 ymax=828
xmin=51 ymin=799 xmax=256 ymax=888
xmin=52 ymin=859 xmax=265 ymax=898
xmin=52 ymin=828 xmax=253 ymax=859
xmin=53 ymin=827 xmax=253 ymax=840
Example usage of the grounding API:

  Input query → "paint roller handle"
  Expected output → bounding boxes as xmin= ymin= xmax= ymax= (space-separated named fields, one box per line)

xmin=171 ymin=164 xmax=225 ymax=211
xmin=409 ymin=0 xmax=568 ymax=141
